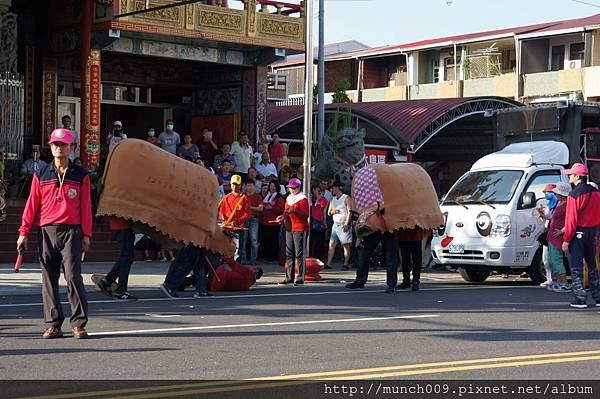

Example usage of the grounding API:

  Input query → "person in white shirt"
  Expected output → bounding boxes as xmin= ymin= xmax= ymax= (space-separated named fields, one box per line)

xmin=230 ymin=131 xmax=253 ymax=179
xmin=255 ymin=152 xmax=277 ymax=181
xmin=61 ymin=115 xmax=79 ymax=161
xmin=326 ymin=181 xmax=353 ymax=270
xmin=253 ymin=142 xmax=266 ymax=166
xmin=106 ymin=120 xmax=127 ymax=152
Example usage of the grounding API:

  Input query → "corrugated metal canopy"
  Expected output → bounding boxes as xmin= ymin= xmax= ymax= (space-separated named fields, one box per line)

xmin=266 ymin=97 xmax=522 ymax=144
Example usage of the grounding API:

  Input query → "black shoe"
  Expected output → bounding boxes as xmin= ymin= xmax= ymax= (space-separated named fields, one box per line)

xmin=345 ymin=282 xmax=365 ymax=289
xmin=96 ymin=279 xmax=113 ymax=297
xmin=278 ymin=279 xmax=294 ymax=285
xmin=396 ymin=281 xmax=411 ymax=289
xmin=193 ymin=291 xmax=212 ymax=298
xmin=160 ymin=283 xmax=179 ymax=298
xmin=324 ymin=264 xmax=333 ymax=270
xmin=384 ymin=287 xmax=395 ymax=294
xmin=570 ymin=298 xmax=588 ymax=309
xmin=114 ymin=291 xmax=137 ymax=300
xmin=294 ymin=280 xmax=304 ymax=286
xmin=411 ymin=282 xmax=420 ymax=291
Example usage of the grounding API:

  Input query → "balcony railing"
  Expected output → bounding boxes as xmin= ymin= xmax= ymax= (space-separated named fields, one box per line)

xmin=109 ymin=0 xmax=305 ymax=50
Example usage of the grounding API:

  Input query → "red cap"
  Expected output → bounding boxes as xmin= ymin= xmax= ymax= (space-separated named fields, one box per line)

xmin=542 ymin=183 xmax=557 ymax=193
xmin=563 ymin=162 xmax=589 ymax=177
xmin=49 ymin=128 xmax=73 ymax=145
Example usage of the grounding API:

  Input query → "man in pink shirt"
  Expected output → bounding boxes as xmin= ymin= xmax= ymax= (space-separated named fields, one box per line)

xmin=268 ymin=133 xmax=285 ymax=172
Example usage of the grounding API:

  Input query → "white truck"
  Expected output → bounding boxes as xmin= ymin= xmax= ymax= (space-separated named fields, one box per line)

xmin=430 ymin=141 xmax=570 ymax=284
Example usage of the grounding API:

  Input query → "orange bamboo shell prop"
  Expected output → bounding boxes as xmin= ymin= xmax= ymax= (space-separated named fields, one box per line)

xmin=352 ymin=163 xmax=444 ymax=230
xmin=96 ymin=139 xmax=235 ymax=256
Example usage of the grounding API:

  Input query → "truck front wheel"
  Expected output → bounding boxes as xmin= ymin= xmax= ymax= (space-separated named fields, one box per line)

xmin=527 ymin=250 xmax=546 ymax=285
xmin=458 ymin=267 xmax=491 ymax=283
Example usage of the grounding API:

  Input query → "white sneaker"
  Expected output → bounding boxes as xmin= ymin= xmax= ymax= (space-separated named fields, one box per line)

xmin=540 ymin=280 xmax=552 ymax=287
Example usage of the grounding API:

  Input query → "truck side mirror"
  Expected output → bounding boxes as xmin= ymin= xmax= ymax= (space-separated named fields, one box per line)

xmin=521 ymin=192 xmax=536 ymax=209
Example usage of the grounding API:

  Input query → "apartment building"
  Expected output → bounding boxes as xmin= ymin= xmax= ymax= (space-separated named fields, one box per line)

xmin=271 ymin=14 xmax=600 ymax=104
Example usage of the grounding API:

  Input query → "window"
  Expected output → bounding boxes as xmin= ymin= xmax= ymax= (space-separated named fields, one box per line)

xmin=443 ymin=170 xmax=524 ymax=205
xmin=522 ymin=170 xmax=562 ymax=203
xmin=569 ymin=42 xmax=585 ymax=61
xmin=551 ymin=45 xmax=565 ymax=71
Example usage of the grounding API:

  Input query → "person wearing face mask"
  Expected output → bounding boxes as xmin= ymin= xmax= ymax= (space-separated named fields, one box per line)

xmin=146 ymin=127 xmax=159 ymax=146
xmin=535 ymin=183 xmax=558 ymax=287
xmin=106 ymin=121 xmax=127 ymax=152
xmin=158 ymin=119 xmax=181 ymax=155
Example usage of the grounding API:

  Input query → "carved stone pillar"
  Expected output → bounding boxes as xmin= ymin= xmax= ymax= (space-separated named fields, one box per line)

xmin=241 ymin=65 xmax=267 ymax=145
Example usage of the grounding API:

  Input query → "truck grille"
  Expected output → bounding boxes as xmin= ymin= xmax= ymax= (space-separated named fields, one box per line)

xmin=440 ymin=249 xmax=485 ymax=261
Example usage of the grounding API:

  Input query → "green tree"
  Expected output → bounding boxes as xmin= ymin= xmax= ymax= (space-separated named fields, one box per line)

xmin=332 ymin=79 xmax=351 ymax=103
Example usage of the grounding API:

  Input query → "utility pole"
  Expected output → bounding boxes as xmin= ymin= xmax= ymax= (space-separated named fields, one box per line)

xmin=317 ymin=0 xmax=325 ymax=142
xmin=302 ymin=0 xmax=315 ymax=197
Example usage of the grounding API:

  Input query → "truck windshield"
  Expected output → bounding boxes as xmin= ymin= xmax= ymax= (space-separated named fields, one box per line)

xmin=443 ymin=170 xmax=523 ymax=205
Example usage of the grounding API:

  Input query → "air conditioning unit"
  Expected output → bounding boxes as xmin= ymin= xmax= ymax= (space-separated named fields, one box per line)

xmin=565 ymin=59 xmax=582 ymax=70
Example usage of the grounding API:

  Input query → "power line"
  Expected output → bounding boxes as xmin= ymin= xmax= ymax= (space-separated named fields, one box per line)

xmin=572 ymin=0 xmax=600 ymax=8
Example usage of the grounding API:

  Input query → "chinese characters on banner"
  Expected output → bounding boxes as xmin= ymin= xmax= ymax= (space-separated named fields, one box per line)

xmin=84 ymin=50 xmax=101 ymax=169
xmin=365 ymin=149 xmax=387 ymax=164
xmin=41 ymin=70 xmax=57 ymax=145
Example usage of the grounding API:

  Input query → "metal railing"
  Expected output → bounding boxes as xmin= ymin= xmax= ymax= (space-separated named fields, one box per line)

xmin=0 ymin=72 xmax=24 ymax=161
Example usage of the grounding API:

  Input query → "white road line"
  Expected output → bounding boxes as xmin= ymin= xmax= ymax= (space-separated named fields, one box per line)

xmin=0 ymin=284 xmax=537 ymax=308
xmin=88 ymin=314 xmax=440 ymax=336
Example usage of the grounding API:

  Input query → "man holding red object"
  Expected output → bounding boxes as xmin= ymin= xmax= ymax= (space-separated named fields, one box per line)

xmin=277 ymin=178 xmax=309 ymax=285
xmin=18 ymin=128 xmax=92 ymax=339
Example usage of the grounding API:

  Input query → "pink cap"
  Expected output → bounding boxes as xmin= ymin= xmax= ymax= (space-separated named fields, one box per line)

xmin=286 ymin=177 xmax=301 ymax=188
xmin=49 ymin=128 xmax=73 ymax=145
xmin=563 ymin=162 xmax=588 ymax=177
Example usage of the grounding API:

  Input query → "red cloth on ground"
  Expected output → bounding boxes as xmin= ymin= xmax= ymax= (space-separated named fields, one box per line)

xmin=209 ymin=258 xmax=256 ymax=291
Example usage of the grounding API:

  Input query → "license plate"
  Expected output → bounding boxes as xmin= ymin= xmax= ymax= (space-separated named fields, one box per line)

xmin=448 ymin=244 xmax=465 ymax=254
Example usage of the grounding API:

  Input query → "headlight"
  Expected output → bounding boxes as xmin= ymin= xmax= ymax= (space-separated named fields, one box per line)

xmin=490 ymin=214 xmax=511 ymax=237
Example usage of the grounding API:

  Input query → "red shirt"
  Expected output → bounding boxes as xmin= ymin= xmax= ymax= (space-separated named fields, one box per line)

xmin=548 ymin=202 xmax=566 ymax=249
xmin=19 ymin=163 xmax=93 ymax=237
xmin=218 ymin=191 xmax=251 ymax=227
xmin=311 ymin=197 xmax=327 ymax=223
xmin=284 ymin=193 xmax=310 ymax=232
xmin=564 ymin=183 xmax=600 ymax=243
xmin=146 ymin=137 xmax=160 ymax=146
xmin=209 ymin=258 xmax=256 ymax=291
xmin=247 ymin=193 xmax=263 ymax=217
xmin=109 ymin=216 xmax=132 ymax=231
xmin=269 ymin=142 xmax=285 ymax=170
xmin=261 ymin=195 xmax=285 ymax=225
xmin=398 ymin=227 xmax=430 ymax=241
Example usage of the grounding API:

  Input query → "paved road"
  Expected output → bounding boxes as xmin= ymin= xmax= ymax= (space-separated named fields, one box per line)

xmin=2 ymin=263 xmax=600 ymax=389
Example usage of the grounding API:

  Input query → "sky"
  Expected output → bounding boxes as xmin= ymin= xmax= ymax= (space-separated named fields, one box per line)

xmin=320 ymin=0 xmax=600 ymax=48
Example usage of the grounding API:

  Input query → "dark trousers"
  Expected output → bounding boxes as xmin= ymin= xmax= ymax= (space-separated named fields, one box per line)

xmin=309 ymin=228 xmax=327 ymax=261
xmin=164 ymin=244 xmax=208 ymax=293
xmin=354 ymin=231 xmax=399 ymax=288
xmin=400 ymin=240 xmax=422 ymax=284
xmin=568 ymin=226 xmax=600 ymax=301
xmin=260 ymin=224 xmax=280 ymax=260
xmin=38 ymin=225 xmax=88 ymax=328
xmin=285 ymin=231 xmax=306 ymax=281
xmin=105 ymin=228 xmax=134 ymax=294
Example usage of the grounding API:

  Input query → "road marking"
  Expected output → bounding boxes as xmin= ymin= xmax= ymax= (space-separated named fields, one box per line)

xmin=252 ymin=349 xmax=600 ymax=379
xmin=87 ymin=314 xmax=439 ymax=336
xmin=143 ymin=313 xmax=181 ymax=318
xmin=326 ymin=354 xmax=600 ymax=379
xmin=0 ymin=284 xmax=536 ymax=308
xmin=19 ymin=349 xmax=600 ymax=399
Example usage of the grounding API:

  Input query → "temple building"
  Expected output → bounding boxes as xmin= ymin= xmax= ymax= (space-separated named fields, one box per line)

xmin=2 ymin=0 xmax=305 ymax=168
